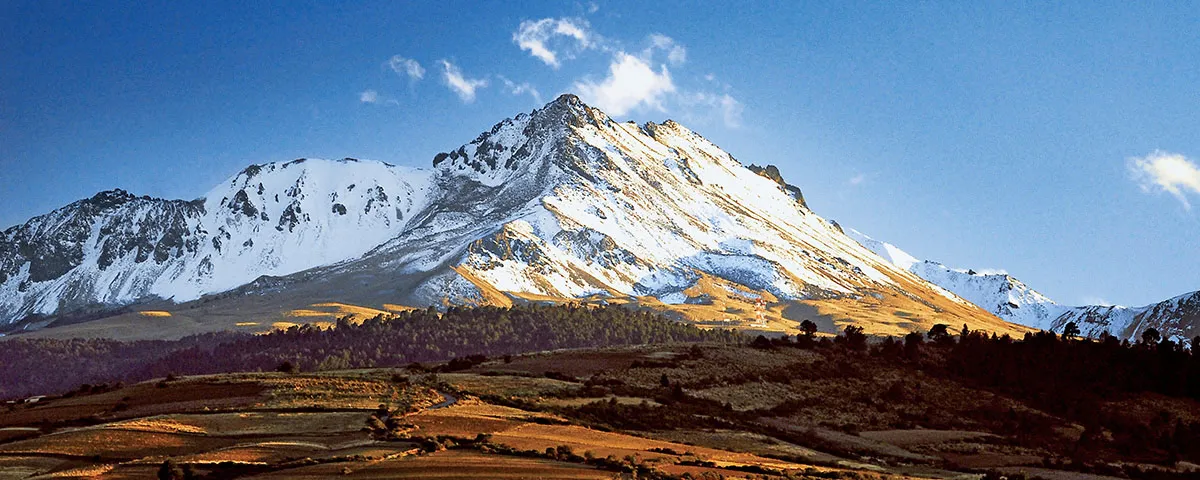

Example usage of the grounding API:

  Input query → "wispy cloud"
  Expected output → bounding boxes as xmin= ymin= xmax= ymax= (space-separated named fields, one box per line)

xmin=678 ymin=91 xmax=744 ymax=128
xmin=497 ymin=75 xmax=542 ymax=104
xmin=1128 ymin=150 xmax=1200 ymax=210
xmin=848 ymin=174 xmax=865 ymax=186
xmin=387 ymin=55 xmax=425 ymax=81
xmin=359 ymin=90 xmax=379 ymax=104
xmin=646 ymin=34 xmax=687 ymax=66
xmin=573 ymin=52 xmax=675 ymax=116
xmin=440 ymin=60 xmax=488 ymax=103
xmin=513 ymin=17 xmax=596 ymax=68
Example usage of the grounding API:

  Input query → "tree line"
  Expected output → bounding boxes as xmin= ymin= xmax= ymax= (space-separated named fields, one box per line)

xmin=0 ymin=304 xmax=738 ymax=399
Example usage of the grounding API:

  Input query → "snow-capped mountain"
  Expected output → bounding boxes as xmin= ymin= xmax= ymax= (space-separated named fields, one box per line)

xmin=1 ymin=95 xmax=1019 ymax=338
xmin=847 ymin=229 xmax=1200 ymax=341
xmin=847 ymin=229 xmax=1065 ymax=330
xmin=0 ymin=159 xmax=430 ymax=322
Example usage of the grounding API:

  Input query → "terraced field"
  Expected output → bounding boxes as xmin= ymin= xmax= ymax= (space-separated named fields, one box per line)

xmin=3 ymin=342 xmax=1198 ymax=479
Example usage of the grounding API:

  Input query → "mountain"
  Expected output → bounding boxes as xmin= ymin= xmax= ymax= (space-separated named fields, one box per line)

xmin=847 ymin=229 xmax=1200 ymax=341
xmin=0 ymin=159 xmax=430 ymax=323
xmin=0 ymin=95 xmax=1022 ymax=340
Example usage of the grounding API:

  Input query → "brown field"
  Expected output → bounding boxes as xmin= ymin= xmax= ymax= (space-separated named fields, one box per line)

xmin=0 ymin=428 xmax=233 ymax=459
xmin=406 ymin=403 xmax=532 ymax=438
xmin=247 ymin=449 xmax=615 ymax=479
xmin=538 ymin=395 xmax=659 ymax=407
xmin=859 ymin=429 xmax=997 ymax=447
xmin=435 ymin=373 xmax=579 ymax=398
xmin=0 ymin=455 xmax=80 ymax=480
xmin=105 ymin=411 xmax=369 ymax=436
xmin=2 ymin=343 xmax=1197 ymax=479
xmin=649 ymin=429 xmax=844 ymax=464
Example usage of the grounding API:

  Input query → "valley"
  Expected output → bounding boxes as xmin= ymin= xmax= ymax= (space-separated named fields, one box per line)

xmin=4 ymin=329 xmax=1199 ymax=479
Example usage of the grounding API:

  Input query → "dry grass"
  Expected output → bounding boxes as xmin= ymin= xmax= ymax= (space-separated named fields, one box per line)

xmin=537 ymin=396 xmax=659 ymax=408
xmin=0 ymin=456 xmax=78 ymax=480
xmin=28 ymin=463 xmax=116 ymax=478
xmin=649 ymin=429 xmax=843 ymax=464
xmin=406 ymin=403 xmax=546 ymax=438
xmin=254 ymin=374 xmax=437 ymax=410
xmin=286 ymin=302 xmax=393 ymax=324
xmin=438 ymin=373 xmax=578 ymax=398
xmin=137 ymin=310 xmax=172 ymax=317
xmin=859 ymin=429 xmax=996 ymax=448
xmin=689 ymin=381 xmax=800 ymax=411
xmin=98 ymin=411 xmax=369 ymax=436
xmin=492 ymin=423 xmax=804 ymax=471
xmin=0 ymin=429 xmax=232 ymax=459
xmin=246 ymin=449 xmax=615 ymax=479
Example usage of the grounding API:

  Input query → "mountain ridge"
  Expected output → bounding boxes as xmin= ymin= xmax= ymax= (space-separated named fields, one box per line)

xmin=1 ymin=94 xmax=1022 ymax=339
xmin=846 ymin=228 xmax=1200 ymax=341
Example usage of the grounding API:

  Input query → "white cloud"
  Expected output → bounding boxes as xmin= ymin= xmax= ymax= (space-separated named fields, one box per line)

xmin=679 ymin=91 xmax=744 ymax=128
xmin=586 ymin=1 xmax=599 ymax=13
xmin=646 ymin=34 xmax=687 ymax=66
xmin=1129 ymin=150 xmax=1200 ymax=210
xmin=387 ymin=55 xmax=425 ymax=81
xmin=497 ymin=75 xmax=542 ymax=104
xmin=359 ymin=90 xmax=379 ymax=104
xmin=573 ymin=52 xmax=675 ymax=116
xmin=440 ymin=60 xmax=488 ymax=103
xmin=513 ymin=17 xmax=595 ymax=68
xmin=848 ymin=174 xmax=865 ymax=186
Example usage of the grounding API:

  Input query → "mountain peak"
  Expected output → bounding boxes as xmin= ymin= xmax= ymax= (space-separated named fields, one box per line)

xmin=551 ymin=93 xmax=585 ymax=108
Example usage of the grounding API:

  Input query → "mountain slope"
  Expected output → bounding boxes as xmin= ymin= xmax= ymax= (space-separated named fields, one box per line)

xmin=0 ymin=95 xmax=1023 ymax=339
xmin=0 ymin=158 xmax=430 ymax=323
xmin=847 ymin=229 xmax=1200 ymax=341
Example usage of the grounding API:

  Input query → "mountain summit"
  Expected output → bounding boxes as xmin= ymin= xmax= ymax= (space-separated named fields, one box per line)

xmin=0 ymin=95 xmax=1020 ymax=339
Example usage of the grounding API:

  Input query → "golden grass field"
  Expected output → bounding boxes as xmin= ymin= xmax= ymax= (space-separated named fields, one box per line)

xmin=0 ymin=359 xmax=960 ymax=480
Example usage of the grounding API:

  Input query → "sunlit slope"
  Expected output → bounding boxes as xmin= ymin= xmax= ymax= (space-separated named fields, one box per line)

xmin=3 ymin=94 xmax=1027 ymax=339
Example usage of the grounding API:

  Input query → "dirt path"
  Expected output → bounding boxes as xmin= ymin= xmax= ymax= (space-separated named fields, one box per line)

xmin=429 ymin=391 xmax=457 ymax=410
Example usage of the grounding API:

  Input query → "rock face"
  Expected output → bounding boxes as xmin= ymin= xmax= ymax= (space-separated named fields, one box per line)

xmin=847 ymin=228 xmax=1200 ymax=342
xmin=1 ymin=94 xmax=1016 ymax=337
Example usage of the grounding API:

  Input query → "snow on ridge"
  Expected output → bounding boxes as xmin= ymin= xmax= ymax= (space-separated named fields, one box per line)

xmin=3 ymin=95 xmax=991 ymax=326
xmin=845 ymin=229 xmax=920 ymax=271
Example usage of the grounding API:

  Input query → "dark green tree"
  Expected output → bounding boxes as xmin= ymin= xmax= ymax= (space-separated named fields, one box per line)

xmin=927 ymin=324 xmax=952 ymax=344
xmin=904 ymin=332 xmax=923 ymax=359
xmin=843 ymin=325 xmax=867 ymax=351
xmin=157 ymin=460 xmax=184 ymax=480
xmin=1062 ymin=322 xmax=1081 ymax=341
xmin=275 ymin=361 xmax=299 ymax=374
xmin=800 ymin=320 xmax=818 ymax=337
xmin=1142 ymin=327 xmax=1162 ymax=346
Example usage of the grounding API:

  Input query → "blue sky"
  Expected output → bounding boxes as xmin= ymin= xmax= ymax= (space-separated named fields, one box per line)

xmin=2 ymin=1 xmax=1198 ymax=307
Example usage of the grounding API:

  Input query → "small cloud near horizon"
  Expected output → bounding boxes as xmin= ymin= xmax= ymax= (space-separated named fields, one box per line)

xmin=1128 ymin=150 xmax=1200 ymax=210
